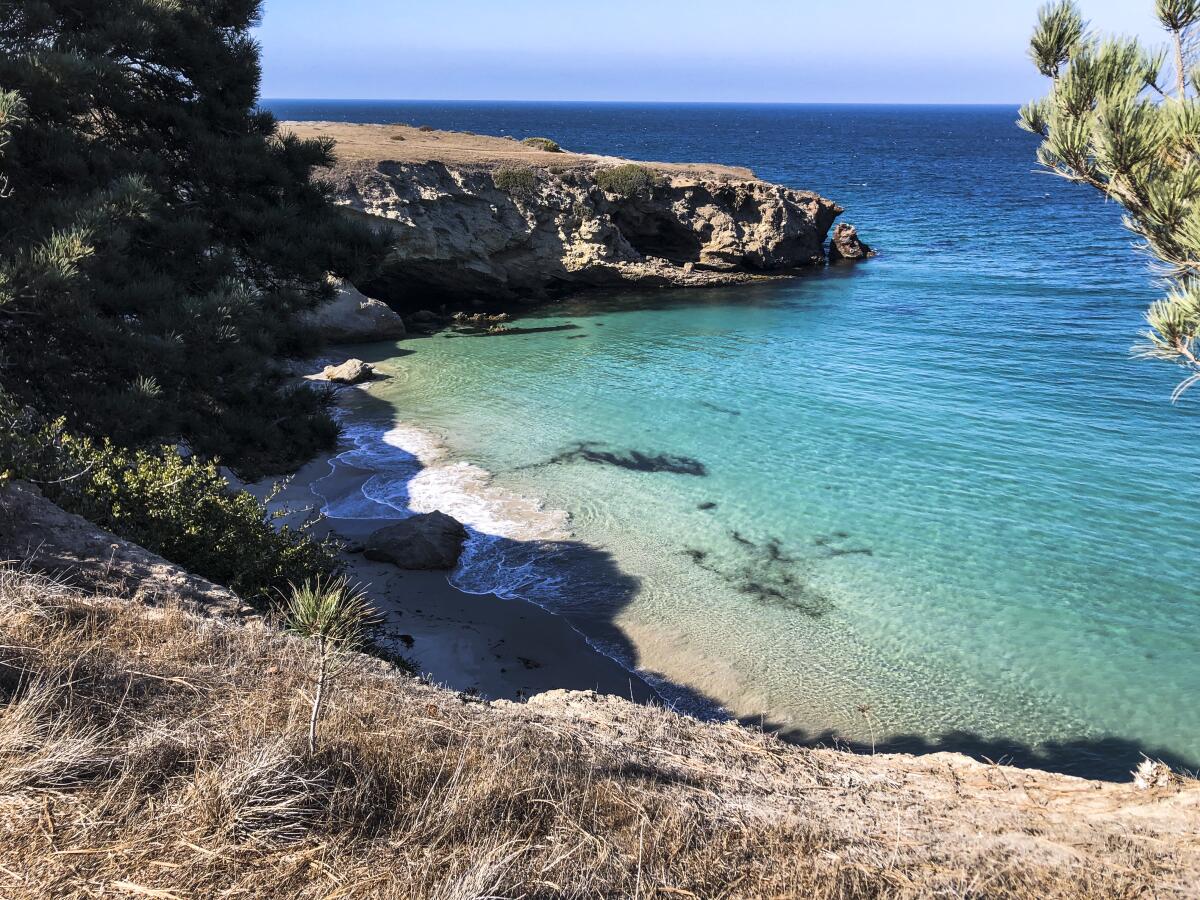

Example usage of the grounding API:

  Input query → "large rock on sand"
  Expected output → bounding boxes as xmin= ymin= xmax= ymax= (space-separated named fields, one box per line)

xmin=364 ymin=511 xmax=469 ymax=570
xmin=300 ymin=279 xmax=407 ymax=343
xmin=319 ymin=358 xmax=374 ymax=384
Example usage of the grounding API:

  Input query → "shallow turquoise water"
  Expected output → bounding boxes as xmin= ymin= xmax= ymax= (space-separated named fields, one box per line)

xmin=272 ymin=102 xmax=1200 ymax=777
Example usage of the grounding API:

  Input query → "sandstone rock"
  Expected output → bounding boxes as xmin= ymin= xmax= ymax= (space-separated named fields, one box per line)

xmin=324 ymin=160 xmax=843 ymax=303
xmin=0 ymin=480 xmax=241 ymax=617
xmin=299 ymin=279 xmax=406 ymax=343
xmin=319 ymin=358 xmax=374 ymax=384
xmin=828 ymin=222 xmax=875 ymax=262
xmin=364 ymin=511 xmax=469 ymax=570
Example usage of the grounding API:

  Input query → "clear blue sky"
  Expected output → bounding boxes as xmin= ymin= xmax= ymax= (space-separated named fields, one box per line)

xmin=257 ymin=1 xmax=1166 ymax=103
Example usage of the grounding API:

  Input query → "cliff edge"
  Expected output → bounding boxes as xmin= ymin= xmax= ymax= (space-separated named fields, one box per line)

xmin=1 ymin=487 xmax=1197 ymax=898
xmin=284 ymin=122 xmax=847 ymax=306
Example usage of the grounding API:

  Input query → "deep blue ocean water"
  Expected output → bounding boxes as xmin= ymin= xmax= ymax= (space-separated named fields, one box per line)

xmin=265 ymin=100 xmax=1200 ymax=778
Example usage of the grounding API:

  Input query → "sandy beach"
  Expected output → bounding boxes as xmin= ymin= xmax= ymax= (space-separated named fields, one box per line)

xmin=252 ymin=452 xmax=656 ymax=704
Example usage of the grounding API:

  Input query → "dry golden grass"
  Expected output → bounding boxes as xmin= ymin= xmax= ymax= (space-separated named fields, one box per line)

xmin=280 ymin=121 xmax=760 ymax=182
xmin=0 ymin=566 xmax=1195 ymax=899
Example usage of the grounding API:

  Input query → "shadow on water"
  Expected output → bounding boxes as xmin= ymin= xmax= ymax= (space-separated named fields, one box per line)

xmin=321 ymin=347 xmax=1200 ymax=785
xmin=762 ymin=718 xmax=1200 ymax=783
xmin=442 ymin=323 xmax=584 ymax=338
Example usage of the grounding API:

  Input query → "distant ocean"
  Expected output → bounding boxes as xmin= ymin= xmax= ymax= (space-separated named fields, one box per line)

xmin=264 ymin=100 xmax=1200 ymax=779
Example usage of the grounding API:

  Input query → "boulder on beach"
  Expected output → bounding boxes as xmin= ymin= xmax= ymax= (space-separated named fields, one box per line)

xmin=300 ymin=278 xmax=407 ymax=343
xmin=364 ymin=511 xmax=469 ymax=570
xmin=828 ymin=222 xmax=875 ymax=262
xmin=319 ymin=358 xmax=374 ymax=384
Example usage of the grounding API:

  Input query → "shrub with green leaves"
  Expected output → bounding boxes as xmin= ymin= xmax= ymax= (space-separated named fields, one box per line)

xmin=1021 ymin=0 xmax=1200 ymax=398
xmin=594 ymin=164 xmax=664 ymax=199
xmin=492 ymin=166 xmax=538 ymax=198
xmin=522 ymin=137 xmax=562 ymax=152
xmin=1 ymin=392 xmax=340 ymax=603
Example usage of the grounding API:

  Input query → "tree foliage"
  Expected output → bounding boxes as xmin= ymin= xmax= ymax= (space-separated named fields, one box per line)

xmin=0 ymin=391 xmax=341 ymax=602
xmin=1021 ymin=1 xmax=1200 ymax=398
xmin=285 ymin=575 xmax=377 ymax=751
xmin=0 ymin=0 xmax=387 ymax=474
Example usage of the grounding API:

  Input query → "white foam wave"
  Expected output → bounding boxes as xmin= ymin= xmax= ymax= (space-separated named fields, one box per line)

xmin=308 ymin=412 xmax=710 ymax=715
xmin=312 ymin=418 xmax=571 ymax=599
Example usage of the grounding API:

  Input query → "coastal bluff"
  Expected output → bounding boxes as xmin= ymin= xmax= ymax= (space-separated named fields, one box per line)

xmin=2 ymin=497 xmax=1197 ymax=897
xmin=283 ymin=121 xmax=848 ymax=305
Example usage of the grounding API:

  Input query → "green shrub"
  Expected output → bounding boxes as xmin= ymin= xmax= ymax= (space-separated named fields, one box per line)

xmin=492 ymin=166 xmax=538 ymax=198
xmin=522 ymin=137 xmax=562 ymax=152
xmin=594 ymin=164 xmax=664 ymax=198
xmin=1 ymin=393 xmax=340 ymax=603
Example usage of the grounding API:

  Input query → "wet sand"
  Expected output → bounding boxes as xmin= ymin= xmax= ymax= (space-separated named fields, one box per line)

xmin=252 ymin=455 xmax=655 ymax=704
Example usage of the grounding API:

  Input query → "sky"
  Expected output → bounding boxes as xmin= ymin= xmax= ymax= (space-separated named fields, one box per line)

xmin=257 ymin=1 xmax=1169 ymax=104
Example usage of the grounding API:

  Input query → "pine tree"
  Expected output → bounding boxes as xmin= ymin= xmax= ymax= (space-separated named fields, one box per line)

xmin=0 ymin=1 xmax=386 ymax=475
xmin=1021 ymin=1 xmax=1200 ymax=399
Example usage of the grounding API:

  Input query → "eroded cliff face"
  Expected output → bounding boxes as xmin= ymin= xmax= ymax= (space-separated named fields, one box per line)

xmin=323 ymin=159 xmax=843 ymax=306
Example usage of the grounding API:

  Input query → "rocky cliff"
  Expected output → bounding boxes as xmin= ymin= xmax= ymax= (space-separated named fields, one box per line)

xmin=285 ymin=122 xmax=850 ymax=307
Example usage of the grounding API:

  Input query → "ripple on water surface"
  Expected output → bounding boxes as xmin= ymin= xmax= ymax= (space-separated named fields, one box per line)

xmin=288 ymin=102 xmax=1200 ymax=778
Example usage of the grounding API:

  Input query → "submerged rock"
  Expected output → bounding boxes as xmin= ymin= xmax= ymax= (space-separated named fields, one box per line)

xmin=828 ymin=223 xmax=876 ymax=262
xmin=364 ymin=511 xmax=469 ymax=570
xmin=319 ymin=358 xmax=374 ymax=384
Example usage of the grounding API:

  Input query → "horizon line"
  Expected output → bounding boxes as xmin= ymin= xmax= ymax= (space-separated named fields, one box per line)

xmin=260 ymin=97 xmax=1027 ymax=108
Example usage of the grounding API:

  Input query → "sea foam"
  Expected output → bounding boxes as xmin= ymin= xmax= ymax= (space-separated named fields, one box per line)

xmin=312 ymin=417 xmax=572 ymax=607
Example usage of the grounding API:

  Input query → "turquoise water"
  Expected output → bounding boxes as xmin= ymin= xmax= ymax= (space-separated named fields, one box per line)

xmin=270 ymin=102 xmax=1200 ymax=778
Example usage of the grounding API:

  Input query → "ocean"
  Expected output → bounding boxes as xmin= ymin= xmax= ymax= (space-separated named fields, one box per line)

xmin=264 ymin=100 xmax=1200 ymax=779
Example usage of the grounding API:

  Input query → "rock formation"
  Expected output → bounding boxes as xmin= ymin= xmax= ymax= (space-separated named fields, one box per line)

xmin=284 ymin=123 xmax=847 ymax=308
xmin=346 ymin=163 xmax=840 ymax=304
xmin=318 ymin=358 xmax=374 ymax=384
xmin=300 ymin=278 xmax=407 ymax=343
xmin=364 ymin=511 xmax=469 ymax=569
xmin=828 ymin=222 xmax=876 ymax=261
xmin=0 ymin=480 xmax=242 ymax=616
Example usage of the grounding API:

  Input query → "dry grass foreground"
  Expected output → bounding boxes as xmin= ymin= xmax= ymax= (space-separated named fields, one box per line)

xmin=0 ymin=567 xmax=1197 ymax=899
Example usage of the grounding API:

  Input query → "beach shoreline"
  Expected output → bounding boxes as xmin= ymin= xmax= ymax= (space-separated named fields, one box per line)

xmin=252 ymin=438 xmax=658 ymax=706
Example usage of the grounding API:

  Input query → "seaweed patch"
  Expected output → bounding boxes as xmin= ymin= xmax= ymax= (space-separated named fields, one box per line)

xmin=815 ymin=531 xmax=874 ymax=559
xmin=536 ymin=441 xmax=708 ymax=476
xmin=684 ymin=531 xmax=835 ymax=618
xmin=698 ymin=400 xmax=743 ymax=417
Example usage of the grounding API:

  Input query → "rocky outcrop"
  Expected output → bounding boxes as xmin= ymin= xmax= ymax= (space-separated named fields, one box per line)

xmin=336 ymin=162 xmax=840 ymax=305
xmin=285 ymin=123 xmax=845 ymax=307
xmin=364 ymin=511 xmax=469 ymax=569
xmin=828 ymin=222 xmax=875 ymax=261
xmin=300 ymin=278 xmax=407 ymax=343
xmin=318 ymin=358 xmax=374 ymax=384
xmin=0 ymin=480 xmax=242 ymax=617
